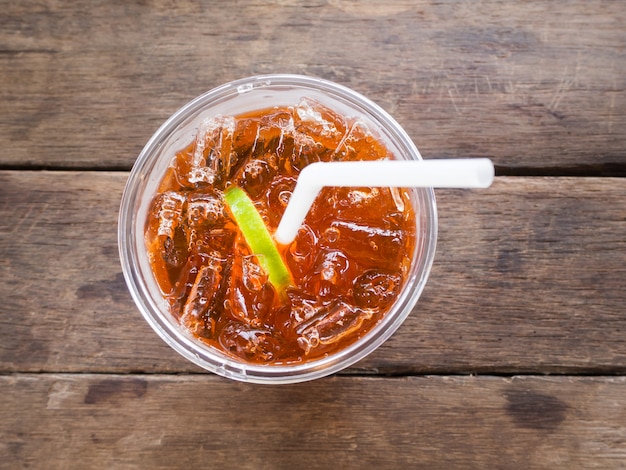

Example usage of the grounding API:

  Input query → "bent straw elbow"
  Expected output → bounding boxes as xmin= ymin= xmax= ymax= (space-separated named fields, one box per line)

xmin=273 ymin=170 xmax=323 ymax=245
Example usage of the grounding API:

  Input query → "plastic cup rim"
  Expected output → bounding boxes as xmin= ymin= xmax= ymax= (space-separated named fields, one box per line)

xmin=118 ymin=74 xmax=438 ymax=384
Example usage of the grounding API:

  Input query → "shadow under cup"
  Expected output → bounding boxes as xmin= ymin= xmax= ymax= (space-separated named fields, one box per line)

xmin=118 ymin=74 xmax=438 ymax=384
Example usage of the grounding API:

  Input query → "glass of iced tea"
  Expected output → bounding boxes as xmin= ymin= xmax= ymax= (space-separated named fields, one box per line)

xmin=119 ymin=75 xmax=437 ymax=383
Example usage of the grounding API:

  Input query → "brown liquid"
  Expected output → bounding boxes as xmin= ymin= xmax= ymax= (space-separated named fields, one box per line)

xmin=145 ymin=98 xmax=416 ymax=365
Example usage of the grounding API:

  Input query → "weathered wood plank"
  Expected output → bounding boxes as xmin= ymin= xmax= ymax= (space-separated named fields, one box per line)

xmin=1 ymin=171 xmax=624 ymax=374
xmin=0 ymin=1 xmax=624 ymax=171
xmin=1 ymin=374 xmax=624 ymax=469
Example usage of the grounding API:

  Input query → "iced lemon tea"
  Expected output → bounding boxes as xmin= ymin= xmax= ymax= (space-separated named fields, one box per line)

xmin=145 ymin=98 xmax=416 ymax=365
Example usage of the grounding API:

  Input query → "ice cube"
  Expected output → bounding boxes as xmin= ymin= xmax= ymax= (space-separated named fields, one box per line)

xmin=308 ymin=186 xmax=404 ymax=229
xmin=296 ymin=301 xmax=372 ymax=354
xmin=227 ymin=253 xmax=275 ymax=327
xmin=189 ymin=115 xmax=236 ymax=185
xmin=155 ymin=191 xmax=186 ymax=239
xmin=285 ymin=223 xmax=317 ymax=279
xmin=168 ymin=249 xmax=205 ymax=307
xmin=352 ymin=269 xmax=402 ymax=309
xmin=333 ymin=119 xmax=389 ymax=161
xmin=186 ymin=190 xmax=225 ymax=229
xmin=232 ymin=111 xmax=294 ymax=167
xmin=317 ymin=250 xmax=349 ymax=282
xmin=254 ymin=110 xmax=294 ymax=160
xmin=233 ymin=116 xmax=260 ymax=158
xmin=188 ymin=227 xmax=236 ymax=257
xmin=304 ymin=250 xmax=351 ymax=299
xmin=285 ymin=130 xmax=321 ymax=172
xmin=145 ymin=191 xmax=188 ymax=287
xmin=297 ymin=326 xmax=319 ymax=353
xmin=237 ymin=159 xmax=275 ymax=199
xmin=264 ymin=175 xmax=297 ymax=229
xmin=218 ymin=323 xmax=281 ymax=362
xmin=346 ymin=187 xmax=381 ymax=208
xmin=242 ymin=254 xmax=268 ymax=292
xmin=293 ymin=98 xmax=347 ymax=151
xmin=159 ymin=228 xmax=188 ymax=270
xmin=180 ymin=252 xmax=228 ymax=338
xmin=145 ymin=226 xmax=189 ymax=297
xmin=183 ymin=190 xmax=234 ymax=252
xmin=321 ymin=220 xmax=404 ymax=270
xmin=272 ymin=290 xmax=320 ymax=340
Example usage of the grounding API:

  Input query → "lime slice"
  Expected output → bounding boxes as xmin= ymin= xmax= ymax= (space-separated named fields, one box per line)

xmin=224 ymin=187 xmax=293 ymax=291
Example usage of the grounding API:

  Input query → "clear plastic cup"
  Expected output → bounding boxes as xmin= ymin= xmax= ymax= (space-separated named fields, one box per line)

xmin=118 ymin=74 xmax=438 ymax=384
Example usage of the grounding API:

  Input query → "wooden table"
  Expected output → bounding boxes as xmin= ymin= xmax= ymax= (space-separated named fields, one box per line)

xmin=1 ymin=1 xmax=625 ymax=468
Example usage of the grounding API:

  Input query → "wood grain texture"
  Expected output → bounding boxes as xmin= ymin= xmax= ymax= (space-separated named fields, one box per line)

xmin=1 ymin=171 xmax=624 ymax=374
xmin=2 ymin=1 xmax=624 ymax=465
xmin=0 ymin=0 xmax=624 ymax=171
xmin=1 ymin=374 xmax=624 ymax=469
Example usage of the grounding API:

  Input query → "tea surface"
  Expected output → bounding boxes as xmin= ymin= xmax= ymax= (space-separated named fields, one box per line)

xmin=145 ymin=99 xmax=416 ymax=364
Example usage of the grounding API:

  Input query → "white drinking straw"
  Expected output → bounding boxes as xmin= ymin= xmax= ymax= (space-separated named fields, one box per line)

xmin=273 ymin=158 xmax=494 ymax=245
